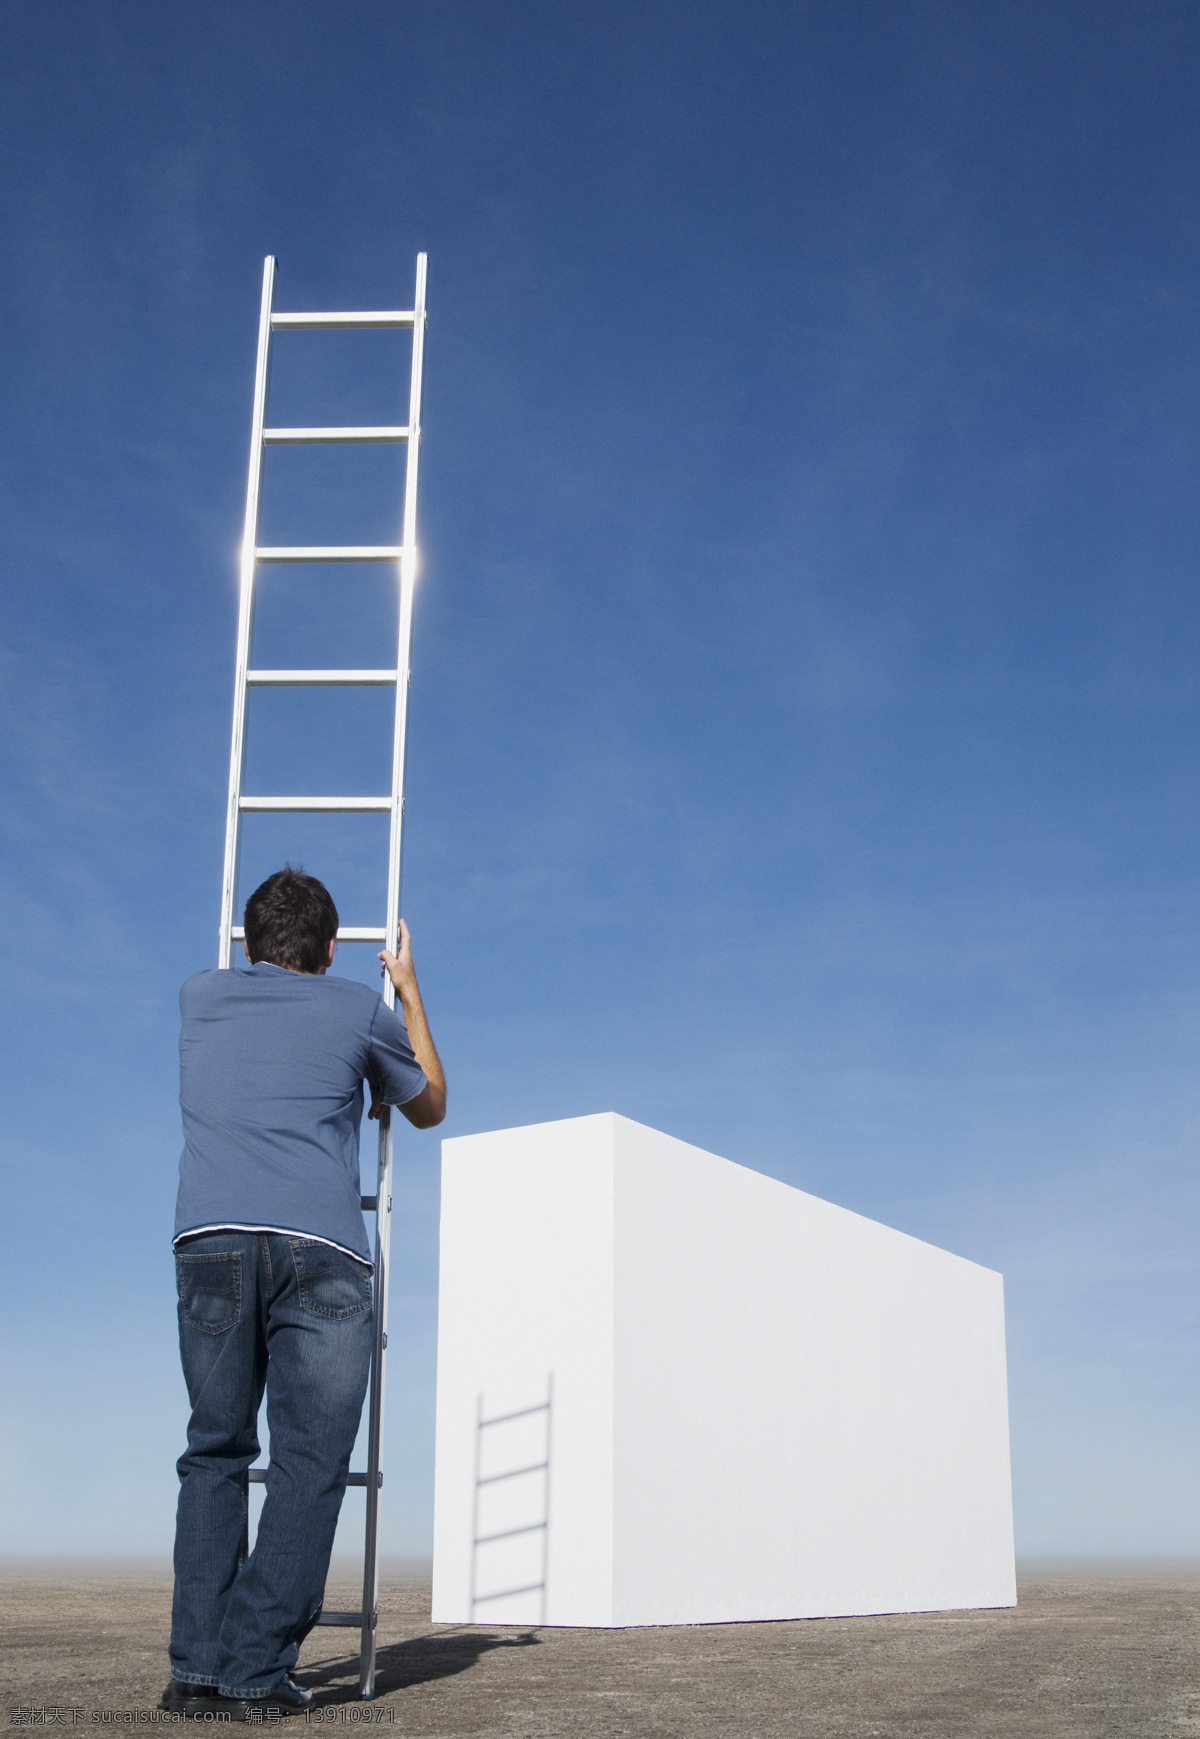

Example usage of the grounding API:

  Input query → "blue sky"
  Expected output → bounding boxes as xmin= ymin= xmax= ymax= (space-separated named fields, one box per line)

xmin=2 ymin=0 xmax=1198 ymax=1557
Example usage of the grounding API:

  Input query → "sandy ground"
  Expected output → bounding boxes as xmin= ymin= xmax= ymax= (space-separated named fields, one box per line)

xmin=2 ymin=1557 xmax=1198 ymax=1738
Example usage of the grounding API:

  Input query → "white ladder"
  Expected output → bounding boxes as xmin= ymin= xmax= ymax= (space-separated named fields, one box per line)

xmin=217 ymin=252 xmax=428 ymax=1699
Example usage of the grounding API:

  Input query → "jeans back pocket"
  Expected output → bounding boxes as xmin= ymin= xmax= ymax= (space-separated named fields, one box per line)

xmin=289 ymin=1240 xmax=373 ymax=1319
xmin=176 ymin=1249 xmax=242 ymax=1335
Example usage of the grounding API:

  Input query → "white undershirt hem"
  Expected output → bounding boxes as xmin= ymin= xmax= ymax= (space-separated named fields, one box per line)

xmin=173 ymin=1223 xmax=374 ymax=1268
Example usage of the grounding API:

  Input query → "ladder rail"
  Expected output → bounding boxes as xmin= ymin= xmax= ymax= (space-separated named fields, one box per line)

xmin=219 ymin=256 xmax=276 ymax=970
xmin=360 ymin=249 xmax=428 ymax=1701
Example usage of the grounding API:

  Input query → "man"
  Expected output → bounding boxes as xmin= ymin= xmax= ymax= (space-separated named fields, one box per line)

xmin=161 ymin=868 xmax=446 ymax=1718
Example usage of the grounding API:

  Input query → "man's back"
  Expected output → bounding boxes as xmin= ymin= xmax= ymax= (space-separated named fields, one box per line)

xmin=176 ymin=962 xmax=426 ymax=1263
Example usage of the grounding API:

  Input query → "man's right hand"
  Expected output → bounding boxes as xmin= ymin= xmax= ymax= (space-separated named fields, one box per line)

xmin=377 ymin=920 xmax=447 ymax=1129
xmin=379 ymin=918 xmax=419 ymax=1000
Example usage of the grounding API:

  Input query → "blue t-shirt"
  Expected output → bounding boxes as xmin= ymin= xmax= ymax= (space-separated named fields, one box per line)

xmin=175 ymin=962 xmax=428 ymax=1264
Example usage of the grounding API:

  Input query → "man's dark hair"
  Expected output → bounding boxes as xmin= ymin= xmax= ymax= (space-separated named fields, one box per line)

xmin=243 ymin=868 xmax=339 ymax=974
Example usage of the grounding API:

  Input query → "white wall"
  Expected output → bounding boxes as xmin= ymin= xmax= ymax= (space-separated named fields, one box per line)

xmin=432 ymin=1113 xmax=1015 ymax=1627
xmin=431 ymin=1115 xmax=616 ymax=1625
xmin=611 ymin=1116 xmax=1015 ymax=1622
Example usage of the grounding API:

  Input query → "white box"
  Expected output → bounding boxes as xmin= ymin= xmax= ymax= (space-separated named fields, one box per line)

xmin=431 ymin=1113 xmax=1016 ymax=1626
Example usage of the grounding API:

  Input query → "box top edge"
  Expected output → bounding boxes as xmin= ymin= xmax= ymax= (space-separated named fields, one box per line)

xmin=442 ymin=1111 xmax=618 ymax=1153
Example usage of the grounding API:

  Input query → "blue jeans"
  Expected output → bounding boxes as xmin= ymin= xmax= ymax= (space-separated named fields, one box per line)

xmin=170 ymin=1231 xmax=373 ymax=1699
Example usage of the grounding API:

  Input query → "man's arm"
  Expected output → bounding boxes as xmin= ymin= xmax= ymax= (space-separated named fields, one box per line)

xmin=371 ymin=919 xmax=447 ymax=1129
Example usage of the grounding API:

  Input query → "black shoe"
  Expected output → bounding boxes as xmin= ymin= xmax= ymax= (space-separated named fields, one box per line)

xmin=159 ymin=1682 xmax=221 ymax=1716
xmin=215 ymin=1677 xmax=314 ymax=1721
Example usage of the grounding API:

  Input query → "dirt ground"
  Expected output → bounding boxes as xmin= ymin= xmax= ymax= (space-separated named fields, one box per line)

xmin=2 ymin=1557 xmax=1197 ymax=1738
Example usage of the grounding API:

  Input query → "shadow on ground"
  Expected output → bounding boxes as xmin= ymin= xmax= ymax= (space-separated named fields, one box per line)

xmin=302 ymin=1630 xmax=542 ymax=1701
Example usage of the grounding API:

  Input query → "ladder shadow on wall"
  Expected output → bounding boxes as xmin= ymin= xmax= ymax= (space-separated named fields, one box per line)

xmin=469 ymin=1379 xmax=553 ymax=1625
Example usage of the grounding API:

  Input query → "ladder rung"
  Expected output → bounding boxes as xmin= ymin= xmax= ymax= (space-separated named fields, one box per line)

xmin=480 ymin=1402 xmax=552 ymax=1428
xmin=316 ymin=1612 xmax=363 ymax=1627
xmin=263 ymin=426 xmax=409 ymax=445
xmin=476 ymin=1461 xmax=549 ymax=1486
xmin=256 ymin=546 xmax=402 ymax=563
xmin=231 ymin=926 xmax=387 ymax=943
xmin=271 ymin=311 xmax=415 ymax=330
xmin=239 ymin=796 xmax=392 ymax=813
xmin=246 ymin=669 xmax=398 ymax=686
xmin=472 ymin=1583 xmax=545 ymax=1605
xmin=474 ymin=1521 xmax=548 ymax=1546
xmin=248 ymin=1469 xmax=375 ymax=1487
